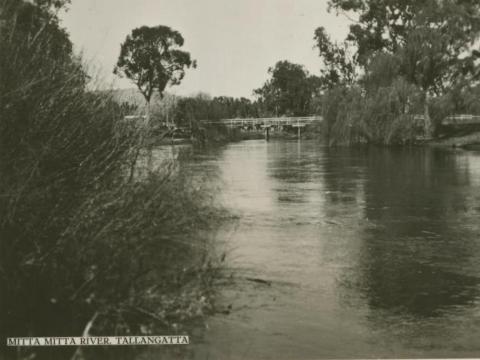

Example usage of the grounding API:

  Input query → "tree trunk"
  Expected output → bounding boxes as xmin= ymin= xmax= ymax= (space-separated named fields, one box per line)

xmin=144 ymin=100 xmax=153 ymax=167
xmin=129 ymin=99 xmax=151 ymax=182
xmin=423 ymin=91 xmax=433 ymax=139
xmin=145 ymin=100 xmax=151 ymax=126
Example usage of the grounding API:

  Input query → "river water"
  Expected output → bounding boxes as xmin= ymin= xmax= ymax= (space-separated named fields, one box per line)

xmin=159 ymin=140 xmax=480 ymax=359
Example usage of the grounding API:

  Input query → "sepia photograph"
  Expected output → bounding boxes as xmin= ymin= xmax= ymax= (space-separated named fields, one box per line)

xmin=1 ymin=0 xmax=480 ymax=359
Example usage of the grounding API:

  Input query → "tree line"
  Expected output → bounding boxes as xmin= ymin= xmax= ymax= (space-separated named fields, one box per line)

xmin=115 ymin=65 xmax=322 ymax=127
xmin=315 ymin=0 xmax=480 ymax=144
xmin=114 ymin=0 xmax=480 ymax=145
xmin=113 ymin=26 xmax=324 ymax=125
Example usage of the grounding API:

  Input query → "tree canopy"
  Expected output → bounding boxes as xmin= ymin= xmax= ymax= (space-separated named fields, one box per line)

xmin=314 ymin=26 xmax=356 ymax=88
xmin=114 ymin=25 xmax=196 ymax=105
xmin=174 ymin=94 xmax=261 ymax=126
xmin=327 ymin=0 xmax=480 ymax=91
xmin=318 ymin=0 xmax=480 ymax=137
xmin=254 ymin=60 xmax=319 ymax=116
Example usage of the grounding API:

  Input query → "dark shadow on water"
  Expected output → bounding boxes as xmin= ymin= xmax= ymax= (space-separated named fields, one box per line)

xmin=322 ymin=146 xmax=480 ymax=320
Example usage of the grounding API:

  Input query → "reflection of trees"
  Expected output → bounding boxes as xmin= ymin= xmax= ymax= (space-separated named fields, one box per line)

xmin=265 ymin=141 xmax=324 ymax=204
xmin=323 ymin=146 xmax=480 ymax=318
xmin=321 ymin=146 xmax=368 ymax=203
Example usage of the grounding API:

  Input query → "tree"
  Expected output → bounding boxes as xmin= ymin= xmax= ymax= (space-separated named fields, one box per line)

xmin=361 ymin=52 xmax=401 ymax=92
xmin=114 ymin=25 xmax=196 ymax=122
xmin=314 ymin=26 xmax=356 ymax=88
xmin=254 ymin=61 xmax=318 ymax=116
xmin=328 ymin=0 xmax=418 ymax=65
xmin=173 ymin=94 xmax=261 ymax=127
xmin=329 ymin=0 xmax=480 ymax=66
xmin=327 ymin=0 xmax=480 ymax=137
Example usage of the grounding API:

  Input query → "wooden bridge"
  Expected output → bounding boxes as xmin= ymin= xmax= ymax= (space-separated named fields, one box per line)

xmin=197 ymin=115 xmax=323 ymax=140
xmin=441 ymin=114 xmax=480 ymax=126
xmin=202 ymin=116 xmax=323 ymax=128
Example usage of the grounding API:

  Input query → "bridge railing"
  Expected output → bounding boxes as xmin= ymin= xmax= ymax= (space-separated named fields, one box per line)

xmin=442 ymin=115 xmax=480 ymax=126
xmin=201 ymin=116 xmax=323 ymax=127
xmin=411 ymin=114 xmax=480 ymax=127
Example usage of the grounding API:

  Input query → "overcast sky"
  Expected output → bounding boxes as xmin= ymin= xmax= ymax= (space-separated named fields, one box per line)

xmin=60 ymin=0 xmax=350 ymax=99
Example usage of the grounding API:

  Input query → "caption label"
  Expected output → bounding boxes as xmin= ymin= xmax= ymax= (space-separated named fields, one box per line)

xmin=7 ymin=336 xmax=189 ymax=346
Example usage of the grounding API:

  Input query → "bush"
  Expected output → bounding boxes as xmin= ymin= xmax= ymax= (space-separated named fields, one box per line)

xmin=321 ymin=85 xmax=364 ymax=145
xmin=0 ymin=2 xmax=224 ymax=359
xmin=322 ymin=78 xmax=423 ymax=146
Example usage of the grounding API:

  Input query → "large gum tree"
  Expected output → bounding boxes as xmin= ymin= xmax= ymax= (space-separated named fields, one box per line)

xmin=114 ymin=25 xmax=196 ymax=123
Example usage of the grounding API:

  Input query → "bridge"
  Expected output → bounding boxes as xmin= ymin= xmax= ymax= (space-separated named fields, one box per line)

xmin=202 ymin=115 xmax=323 ymax=129
xmin=208 ymin=114 xmax=480 ymax=128
xmin=129 ymin=116 xmax=323 ymax=140
xmin=202 ymin=115 xmax=323 ymax=139
xmin=441 ymin=114 xmax=480 ymax=126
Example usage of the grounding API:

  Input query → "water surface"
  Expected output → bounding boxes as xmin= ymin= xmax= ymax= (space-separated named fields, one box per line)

xmin=167 ymin=140 xmax=480 ymax=359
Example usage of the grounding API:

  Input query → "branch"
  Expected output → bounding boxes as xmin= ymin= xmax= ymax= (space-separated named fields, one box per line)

xmin=29 ymin=7 xmax=61 ymax=48
xmin=338 ymin=9 xmax=360 ymax=24
xmin=83 ymin=312 xmax=99 ymax=336
xmin=70 ymin=312 xmax=99 ymax=360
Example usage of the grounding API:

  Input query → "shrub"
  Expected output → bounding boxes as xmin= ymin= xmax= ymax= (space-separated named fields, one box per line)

xmin=322 ymin=78 xmax=423 ymax=146
xmin=0 ymin=2 xmax=223 ymax=359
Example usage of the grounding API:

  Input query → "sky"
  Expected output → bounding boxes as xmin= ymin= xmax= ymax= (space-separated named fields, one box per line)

xmin=60 ymin=0 xmax=351 ymax=99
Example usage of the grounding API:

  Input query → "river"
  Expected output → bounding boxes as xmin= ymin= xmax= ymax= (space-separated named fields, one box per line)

xmin=152 ymin=140 xmax=480 ymax=359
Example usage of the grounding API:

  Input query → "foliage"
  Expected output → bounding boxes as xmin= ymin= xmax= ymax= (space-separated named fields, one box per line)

xmin=323 ymin=79 xmax=423 ymax=145
xmin=361 ymin=52 xmax=401 ymax=92
xmin=321 ymin=85 xmax=364 ymax=144
xmin=0 ymin=2 xmax=223 ymax=359
xmin=328 ymin=0 xmax=480 ymax=91
xmin=319 ymin=0 xmax=480 ymax=142
xmin=114 ymin=25 xmax=196 ymax=104
xmin=430 ymin=83 xmax=480 ymax=130
xmin=254 ymin=60 xmax=319 ymax=116
xmin=174 ymin=93 xmax=261 ymax=126
xmin=328 ymin=0 xmax=418 ymax=63
xmin=33 ymin=0 xmax=70 ymax=11
xmin=314 ymin=26 xmax=356 ymax=88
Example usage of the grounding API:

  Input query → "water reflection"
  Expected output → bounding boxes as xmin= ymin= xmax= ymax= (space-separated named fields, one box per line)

xmin=154 ymin=141 xmax=480 ymax=358
xmin=322 ymin=147 xmax=480 ymax=352
xmin=335 ymin=148 xmax=480 ymax=315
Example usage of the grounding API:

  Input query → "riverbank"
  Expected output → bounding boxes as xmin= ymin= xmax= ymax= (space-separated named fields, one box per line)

xmin=0 ymin=3 xmax=230 ymax=357
xmin=429 ymin=131 xmax=480 ymax=149
xmin=147 ymin=123 xmax=324 ymax=146
xmin=147 ymin=128 xmax=480 ymax=152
